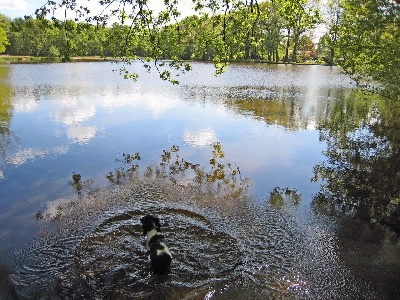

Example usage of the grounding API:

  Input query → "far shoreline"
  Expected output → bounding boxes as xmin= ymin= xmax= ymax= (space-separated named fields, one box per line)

xmin=0 ymin=55 xmax=119 ymax=64
xmin=0 ymin=55 xmax=331 ymax=66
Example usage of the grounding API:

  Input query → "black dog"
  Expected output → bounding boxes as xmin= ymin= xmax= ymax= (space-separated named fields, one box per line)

xmin=140 ymin=215 xmax=172 ymax=274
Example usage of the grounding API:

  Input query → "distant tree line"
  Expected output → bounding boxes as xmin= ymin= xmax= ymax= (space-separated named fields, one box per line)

xmin=1 ymin=16 xmax=114 ymax=60
xmin=0 ymin=1 xmax=320 ymax=64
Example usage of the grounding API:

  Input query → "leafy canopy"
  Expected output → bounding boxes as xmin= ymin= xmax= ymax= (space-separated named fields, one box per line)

xmin=337 ymin=0 xmax=400 ymax=99
xmin=0 ymin=14 xmax=10 ymax=53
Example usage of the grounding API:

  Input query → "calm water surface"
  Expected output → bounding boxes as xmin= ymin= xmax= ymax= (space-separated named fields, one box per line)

xmin=0 ymin=62 xmax=399 ymax=299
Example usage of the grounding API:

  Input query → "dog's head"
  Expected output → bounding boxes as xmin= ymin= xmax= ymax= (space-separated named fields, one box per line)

xmin=140 ymin=215 xmax=161 ymax=236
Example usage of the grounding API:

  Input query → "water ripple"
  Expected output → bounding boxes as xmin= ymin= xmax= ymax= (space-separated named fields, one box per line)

xmin=10 ymin=182 xmax=378 ymax=299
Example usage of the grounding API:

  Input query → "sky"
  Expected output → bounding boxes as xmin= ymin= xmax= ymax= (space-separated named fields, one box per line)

xmin=0 ymin=0 xmax=37 ymax=18
xmin=0 ymin=0 xmax=119 ymax=19
xmin=0 ymin=0 xmax=195 ymax=20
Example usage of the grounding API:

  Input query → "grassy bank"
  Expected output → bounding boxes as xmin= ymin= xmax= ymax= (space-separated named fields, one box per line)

xmin=0 ymin=55 xmax=115 ymax=64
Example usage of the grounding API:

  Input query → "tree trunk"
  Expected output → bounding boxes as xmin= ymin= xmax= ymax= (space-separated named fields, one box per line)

xmin=292 ymin=32 xmax=298 ymax=62
xmin=284 ymin=28 xmax=290 ymax=62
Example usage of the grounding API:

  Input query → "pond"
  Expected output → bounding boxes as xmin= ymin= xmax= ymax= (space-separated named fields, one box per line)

xmin=0 ymin=62 xmax=399 ymax=299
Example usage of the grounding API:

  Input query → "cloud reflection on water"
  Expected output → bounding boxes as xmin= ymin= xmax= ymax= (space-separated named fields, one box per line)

xmin=99 ymin=90 xmax=140 ymax=110
xmin=54 ymin=98 xmax=96 ymax=126
xmin=13 ymin=95 xmax=39 ymax=113
xmin=66 ymin=126 xmax=97 ymax=144
xmin=146 ymin=93 xmax=178 ymax=119
xmin=183 ymin=127 xmax=218 ymax=148
xmin=5 ymin=146 xmax=69 ymax=165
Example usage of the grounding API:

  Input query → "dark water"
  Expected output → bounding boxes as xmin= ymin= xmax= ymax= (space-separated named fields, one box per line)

xmin=0 ymin=62 xmax=399 ymax=299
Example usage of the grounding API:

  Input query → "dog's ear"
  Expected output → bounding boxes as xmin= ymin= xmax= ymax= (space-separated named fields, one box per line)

xmin=140 ymin=215 xmax=153 ymax=225
xmin=140 ymin=215 xmax=153 ymax=235
xmin=140 ymin=215 xmax=161 ymax=235
xmin=153 ymin=217 xmax=161 ymax=229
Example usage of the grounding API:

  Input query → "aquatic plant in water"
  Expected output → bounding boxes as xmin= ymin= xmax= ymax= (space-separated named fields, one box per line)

xmin=106 ymin=143 xmax=251 ymax=202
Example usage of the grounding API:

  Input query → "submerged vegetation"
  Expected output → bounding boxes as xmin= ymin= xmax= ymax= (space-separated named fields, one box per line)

xmin=106 ymin=143 xmax=251 ymax=200
xmin=268 ymin=187 xmax=302 ymax=209
xmin=60 ymin=143 xmax=300 ymax=218
xmin=60 ymin=143 xmax=251 ymax=216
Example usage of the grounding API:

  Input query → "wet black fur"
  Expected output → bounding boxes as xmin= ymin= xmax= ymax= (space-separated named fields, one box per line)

xmin=140 ymin=215 xmax=172 ymax=275
xmin=140 ymin=215 xmax=161 ymax=236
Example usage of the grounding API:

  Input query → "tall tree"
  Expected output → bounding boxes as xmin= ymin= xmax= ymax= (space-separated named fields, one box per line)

xmin=337 ymin=0 xmax=400 ymax=98
xmin=321 ymin=0 xmax=342 ymax=65
xmin=277 ymin=0 xmax=321 ymax=62
xmin=258 ymin=1 xmax=283 ymax=62
xmin=0 ymin=14 xmax=10 ymax=53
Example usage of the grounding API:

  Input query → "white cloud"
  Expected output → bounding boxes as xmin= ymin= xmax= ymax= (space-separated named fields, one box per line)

xmin=0 ymin=0 xmax=31 ymax=10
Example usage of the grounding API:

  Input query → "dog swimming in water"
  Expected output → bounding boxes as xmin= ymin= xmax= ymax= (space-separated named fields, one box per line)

xmin=140 ymin=215 xmax=172 ymax=274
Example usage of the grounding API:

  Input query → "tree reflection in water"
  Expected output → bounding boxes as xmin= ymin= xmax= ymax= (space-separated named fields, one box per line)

xmin=312 ymin=91 xmax=400 ymax=235
xmin=0 ymin=66 xmax=14 ymax=163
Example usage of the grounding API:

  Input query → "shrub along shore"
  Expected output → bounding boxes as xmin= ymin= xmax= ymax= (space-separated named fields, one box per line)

xmin=0 ymin=55 xmax=327 ymax=66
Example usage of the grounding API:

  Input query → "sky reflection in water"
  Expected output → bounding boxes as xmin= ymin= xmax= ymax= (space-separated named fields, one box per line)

xmin=0 ymin=62 xmax=352 ymax=243
xmin=1 ymin=62 xmax=400 ymax=299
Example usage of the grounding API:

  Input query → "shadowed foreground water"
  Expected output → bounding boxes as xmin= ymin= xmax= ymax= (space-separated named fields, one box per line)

xmin=7 ymin=180 xmax=384 ymax=299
